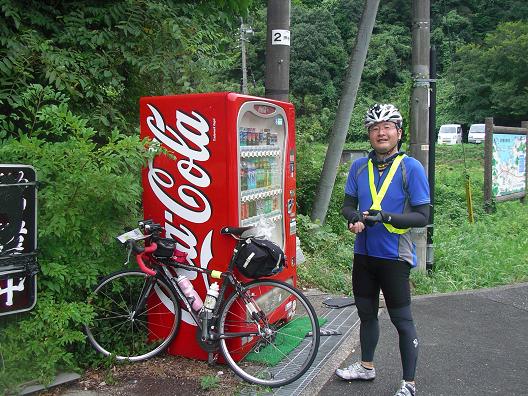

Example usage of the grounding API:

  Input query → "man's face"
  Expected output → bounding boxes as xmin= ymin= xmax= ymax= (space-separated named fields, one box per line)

xmin=368 ymin=121 xmax=402 ymax=153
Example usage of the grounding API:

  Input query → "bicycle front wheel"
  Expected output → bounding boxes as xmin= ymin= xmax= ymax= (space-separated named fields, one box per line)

xmin=218 ymin=279 xmax=320 ymax=387
xmin=84 ymin=270 xmax=180 ymax=361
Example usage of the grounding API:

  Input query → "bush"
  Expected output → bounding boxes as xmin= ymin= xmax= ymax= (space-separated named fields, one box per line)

xmin=0 ymin=89 xmax=149 ymax=391
xmin=296 ymin=215 xmax=354 ymax=294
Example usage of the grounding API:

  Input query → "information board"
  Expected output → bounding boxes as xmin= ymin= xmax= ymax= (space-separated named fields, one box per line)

xmin=0 ymin=165 xmax=38 ymax=316
xmin=492 ymin=134 xmax=526 ymax=197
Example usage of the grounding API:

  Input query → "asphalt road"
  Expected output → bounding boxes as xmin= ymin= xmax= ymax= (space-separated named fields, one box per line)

xmin=316 ymin=283 xmax=528 ymax=396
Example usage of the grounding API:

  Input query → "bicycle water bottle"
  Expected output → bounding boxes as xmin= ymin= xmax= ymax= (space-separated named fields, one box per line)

xmin=176 ymin=275 xmax=203 ymax=311
xmin=203 ymin=282 xmax=220 ymax=312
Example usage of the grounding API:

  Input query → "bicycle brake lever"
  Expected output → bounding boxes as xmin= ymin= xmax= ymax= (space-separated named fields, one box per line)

xmin=124 ymin=245 xmax=133 ymax=266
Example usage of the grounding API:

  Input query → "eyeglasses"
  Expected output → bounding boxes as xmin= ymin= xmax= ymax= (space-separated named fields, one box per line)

xmin=368 ymin=123 xmax=397 ymax=134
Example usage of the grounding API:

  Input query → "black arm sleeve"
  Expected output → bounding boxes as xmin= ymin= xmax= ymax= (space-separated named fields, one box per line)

xmin=381 ymin=204 xmax=430 ymax=228
xmin=342 ymin=194 xmax=361 ymax=224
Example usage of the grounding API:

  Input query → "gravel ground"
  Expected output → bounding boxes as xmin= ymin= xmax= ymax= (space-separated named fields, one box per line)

xmin=38 ymin=354 xmax=252 ymax=396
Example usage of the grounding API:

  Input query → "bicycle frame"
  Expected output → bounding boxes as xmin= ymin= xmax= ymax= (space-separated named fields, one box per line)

xmin=137 ymin=237 xmax=260 ymax=344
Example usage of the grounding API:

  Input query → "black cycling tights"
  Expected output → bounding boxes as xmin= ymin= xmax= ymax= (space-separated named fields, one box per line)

xmin=356 ymin=296 xmax=419 ymax=381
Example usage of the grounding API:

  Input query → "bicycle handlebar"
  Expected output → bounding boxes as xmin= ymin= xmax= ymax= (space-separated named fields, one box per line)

xmin=126 ymin=238 xmax=157 ymax=276
xmin=136 ymin=243 xmax=157 ymax=276
xmin=362 ymin=212 xmax=383 ymax=224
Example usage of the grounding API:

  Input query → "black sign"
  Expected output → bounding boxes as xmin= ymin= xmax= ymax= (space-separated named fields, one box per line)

xmin=0 ymin=165 xmax=38 ymax=316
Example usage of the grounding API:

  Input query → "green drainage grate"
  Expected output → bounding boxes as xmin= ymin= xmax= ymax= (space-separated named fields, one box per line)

xmin=246 ymin=317 xmax=327 ymax=366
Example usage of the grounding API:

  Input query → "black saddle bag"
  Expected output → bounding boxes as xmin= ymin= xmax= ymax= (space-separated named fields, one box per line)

xmin=235 ymin=238 xmax=286 ymax=279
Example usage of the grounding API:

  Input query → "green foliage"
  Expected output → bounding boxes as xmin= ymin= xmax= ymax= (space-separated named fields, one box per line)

xmin=0 ymin=297 xmax=93 ymax=392
xmin=0 ymin=95 xmax=150 ymax=389
xmin=448 ymin=21 xmax=528 ymax=124
xmin=412 ymin=200 xmax=528 ymax=294
xmin=361 ymin=24 xmax=412 ymax=98
xmin=290 ymin=5 xmax=347 ymax=113
xmin=296 ymin=215 xmax=353 ymax=295
xmin=435 ymin=78 xmax=465 ymax=128
xmin=296 ymin=141 xmax=351 ymax=228
xmin=0 ymin=0 xmax=245 ymax=138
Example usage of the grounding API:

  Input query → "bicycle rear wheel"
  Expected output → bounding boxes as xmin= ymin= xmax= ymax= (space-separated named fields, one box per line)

xmin=84 ymin=270 xmax=180 ymax=361
xmin=218 ymin=279 xmax=320 ymax=387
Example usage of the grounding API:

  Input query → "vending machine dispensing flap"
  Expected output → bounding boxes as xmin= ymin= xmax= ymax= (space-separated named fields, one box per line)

xmin=0 ymin=164 xmax=38 ymax=316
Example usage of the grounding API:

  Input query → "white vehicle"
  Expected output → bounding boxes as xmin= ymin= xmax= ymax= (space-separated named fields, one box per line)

xmin=468 ymin=123 xmax=485 ymax=144
xmin=437 ymin=124 xmax=463 ymax=145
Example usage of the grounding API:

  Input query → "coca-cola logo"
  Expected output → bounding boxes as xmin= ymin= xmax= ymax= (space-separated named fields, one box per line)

xmin=145 ymin=104 xmax=214 ymax=325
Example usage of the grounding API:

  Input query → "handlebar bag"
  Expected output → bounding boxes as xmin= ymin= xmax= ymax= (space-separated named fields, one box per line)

xmin=235 ymin=238 xmax=285 ymax=279
xmin=153 ymin=238 xmax=177 ymax=258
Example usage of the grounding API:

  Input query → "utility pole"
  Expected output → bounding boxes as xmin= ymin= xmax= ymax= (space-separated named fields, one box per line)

xmin=427 ymin=46 xmax=437 ymax=273
xmin=311 ymin=0 xmax=380 ymax=223
xmin=410 ymin=0 xmax=430 ymax=271
xmin=240 ymin=18 xmax=253 ymax=95
xmin=265 ymin=0 xmax=291 ymax=102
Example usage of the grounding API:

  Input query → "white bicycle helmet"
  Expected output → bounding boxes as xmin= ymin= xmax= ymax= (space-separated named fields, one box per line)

xmin=365 ymin=103 xmax=403 ymax=129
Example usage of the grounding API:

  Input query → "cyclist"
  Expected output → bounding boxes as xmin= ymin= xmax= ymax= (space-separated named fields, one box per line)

xmin=335 ymin=104 xmax=430 ymax=396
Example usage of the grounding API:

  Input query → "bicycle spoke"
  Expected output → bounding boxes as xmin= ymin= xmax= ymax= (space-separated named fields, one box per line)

xmin=219 ymin=280 xmax=320 ymax=387
xmin=85 ymin=271 xmax=180 ymax=361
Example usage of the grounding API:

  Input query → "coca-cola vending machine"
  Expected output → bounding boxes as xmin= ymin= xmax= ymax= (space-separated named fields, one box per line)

xmin=140 ymin=92 xmax=297 ymax=360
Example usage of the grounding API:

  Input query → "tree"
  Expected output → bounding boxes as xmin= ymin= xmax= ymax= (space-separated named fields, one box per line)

xmin=0 ymin=1 xmax=249 ymax=390
xmin=310 ymin=0 xmax=380 ymax=223
xmin=447 ymin=21 xmax=528 ymax=124
xmin=0 ymin=0 xmax=247 ymax=138
xmin=290 ymin=5 xmax=348 ymax=113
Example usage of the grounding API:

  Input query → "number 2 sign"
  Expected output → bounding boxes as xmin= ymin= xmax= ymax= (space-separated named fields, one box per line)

xmin=272 ymin=29 xmax=291 ymax=46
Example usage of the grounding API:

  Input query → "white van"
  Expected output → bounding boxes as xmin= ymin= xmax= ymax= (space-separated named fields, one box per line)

xmin=468 ymin=123 xmax=485 ymax=144
xmin=437 ymin=124 xmax=463 ymax=145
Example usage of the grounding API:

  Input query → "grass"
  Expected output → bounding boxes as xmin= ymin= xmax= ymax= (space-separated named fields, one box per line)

xmin=298 ymin=144 xmax=528 ymax=296
xmin=412 ymin=200 xmax=528 ymax=294
xmin=200 ymin=374 xmax=220 ymax=390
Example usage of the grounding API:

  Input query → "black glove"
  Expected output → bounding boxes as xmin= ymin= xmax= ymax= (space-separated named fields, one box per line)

xmin=347 ymin=210 xmax=361 ymax=225
xmin=363 ymin=209 xmax=384 ymax=226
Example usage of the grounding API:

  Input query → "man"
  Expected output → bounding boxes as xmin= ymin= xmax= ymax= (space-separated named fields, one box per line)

xmin=335 ymin=104 xmax=430 ymax=396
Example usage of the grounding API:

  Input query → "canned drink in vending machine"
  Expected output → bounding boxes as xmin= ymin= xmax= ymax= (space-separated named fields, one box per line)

xmin=247 ymin=159 xmax=256 ymax=190
xmin=248 ymin=200 xmax=256 ymax=217
xmin=240 ymin=160 xmax=248 ymax=191
xmin=239 ymin=128 xmax=247 ymax=146
xmin=241 ymin=202 xmax=248 ymax=219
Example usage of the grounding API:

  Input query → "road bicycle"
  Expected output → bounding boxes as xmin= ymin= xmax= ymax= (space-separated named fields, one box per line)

xmin=84 ymin=220 xmax=320 ymax=387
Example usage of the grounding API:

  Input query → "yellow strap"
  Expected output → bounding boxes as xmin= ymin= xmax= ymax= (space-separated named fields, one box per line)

xmin=368 ymin=155 xmax=409 ymax=234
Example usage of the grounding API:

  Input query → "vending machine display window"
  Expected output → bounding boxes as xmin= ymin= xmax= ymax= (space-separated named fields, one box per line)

xmin=237 ymin=101 xmax=287 ymax=249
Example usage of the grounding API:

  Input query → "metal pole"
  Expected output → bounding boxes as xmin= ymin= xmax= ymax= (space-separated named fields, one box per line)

xmin=426 ymin=45 xmax=436 ymax=273
xmin=410 ymin=0 xmax=430 ymax=272
xmin=265 ymin=0 xmax=291 ymax=102
xmin=240 ymin=18 xmax=248 ymax=95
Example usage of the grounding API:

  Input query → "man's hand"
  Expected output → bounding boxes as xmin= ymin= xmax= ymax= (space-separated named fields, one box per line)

xmin=348 ymin=220 xmax=365 ymax=234
xmin=363 ymin=209 xmax=384 ymax=226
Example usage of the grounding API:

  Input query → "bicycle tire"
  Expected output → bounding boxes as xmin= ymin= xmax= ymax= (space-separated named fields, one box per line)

xmin=84 ymin=269 xmax=181 ymax=361
xmin=218 ymin=279 xmax=320 ymax=387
